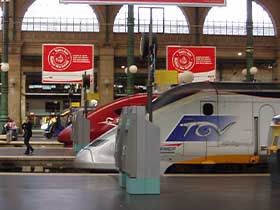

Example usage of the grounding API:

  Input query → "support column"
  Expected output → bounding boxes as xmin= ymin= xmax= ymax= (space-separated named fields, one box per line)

xmin=126 ymin=4 xmax=134 ymax=95
xmin=0 ymin=0 xmax=9 ymax=133
xmin=8 ymin=54 xmax=22 ymax=126
xmin=246 ymin=0 xmax=254 ymax=81
xmin=275 ymin=51 xmax=280 ymax=81
xmin=21 ymin=74 xmax=26 ymax=124
xmin=194 ymin=7 xmax=200 ymax=45
xmin=98 ymin=47 xmax=114 ymax=106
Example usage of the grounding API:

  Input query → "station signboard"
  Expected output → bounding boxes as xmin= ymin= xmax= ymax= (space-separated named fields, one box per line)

xmin=166 ymin=46 xmax=216 ymax=82
xmin=60 ymin=0 xmax=226 ymax=6
xmin=42 ymin=44 xmax=94 ymax=84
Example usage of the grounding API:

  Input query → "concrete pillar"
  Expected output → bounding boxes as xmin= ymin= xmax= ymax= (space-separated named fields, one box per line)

xmin=8 ymin=53 xmax=22 ymax=127
xmin=275 ymin=51 xmax=280 ymax=81
xmin=21 ymin=74 xmax=26 ymax=124
xmin=182 ymin=7 xmax=209 ymax=45
xmin=98 ymin=47 xmax=114 ymax=106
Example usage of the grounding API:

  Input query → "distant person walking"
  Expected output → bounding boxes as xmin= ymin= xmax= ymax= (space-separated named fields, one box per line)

xmin=22 ymin=116 xmax=34 ymax=155
xmin=6 ymin=117 xmax=17 ymax=142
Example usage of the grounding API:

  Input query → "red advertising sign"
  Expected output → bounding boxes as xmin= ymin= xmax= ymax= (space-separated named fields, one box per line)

xmin=60 ymin=0 xmax=226 ymax=6
xmin=42 ymin=44 xmax=94 ymax=84
xmin=166 ymin=46 xmax=216 ymax=82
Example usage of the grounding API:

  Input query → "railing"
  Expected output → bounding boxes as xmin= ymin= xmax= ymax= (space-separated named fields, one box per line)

xmin=114 ymin=19 xmax=275 ymax=36
xmin=204 ymin=21 xmax=275 ymax=36
xmin=113 ymin=18 xmax=189 ymax=34
xmin=21 ymin=17 xmax=99 ymax=32
xmin=0 ymin=17 xmax=275 ymax=36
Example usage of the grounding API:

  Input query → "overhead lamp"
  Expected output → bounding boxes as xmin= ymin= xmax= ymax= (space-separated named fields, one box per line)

xmin=129 ymin=65 xmax=138 ymax=74
xmin=250 ymin=66 xmax=258 ymax=75
xmin=124 ymin=65 xmax=138 ymax=74
xmin=0 ymin=63 xmax=9 ymax=72
xmin=241 ymin=67 xmax=258 ymax=76
xmin=178 ymin=71 xmax=194 ymax=83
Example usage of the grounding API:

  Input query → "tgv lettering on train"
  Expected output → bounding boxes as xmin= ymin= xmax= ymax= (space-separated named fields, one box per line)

xmin=166 ymin=116 xmax=237 ymax=142
xmin=180 ymin=121 xmax=236 ymax=138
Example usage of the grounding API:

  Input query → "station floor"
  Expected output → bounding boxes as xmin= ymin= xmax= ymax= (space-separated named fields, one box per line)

xmin=0 ymin=173 xmax=279 ymax=210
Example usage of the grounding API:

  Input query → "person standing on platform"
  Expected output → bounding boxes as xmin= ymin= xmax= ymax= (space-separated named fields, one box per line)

xmin=6 ymin=117 xmax=17 ymax=142
xmin=22 ymin=116 xmax=34 ymax=155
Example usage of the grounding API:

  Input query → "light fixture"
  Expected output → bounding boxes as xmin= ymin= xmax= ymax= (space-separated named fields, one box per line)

xmin=241 ymin=68 xmax=247 ymax=75
xmin=124 ymin=65 xmax=138 ymax=74
xmin=241 ymin=67 xmax=258 ymax=76
xmin=237 ymin=52 xmax=243 ymax=56
xmin=89 ymin=99 xmax=98 ymax=107
xmin=178 ymin=71 xmax=194 ymax=83
xmin=0 ymin=62 xmax=9 ymax=72
xmin=250 ymin=66 xmax=258 ymax=75
xmin=129 ymin=65 xmax=138 ymax=74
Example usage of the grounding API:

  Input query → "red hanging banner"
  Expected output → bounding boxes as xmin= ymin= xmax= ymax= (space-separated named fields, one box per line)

xmin=166 ymin=46 xmax=216 ymax=82
xmin=60 ymin=0 xmax=226 ymax=6
xmin=42 ymin=44 xmax=94 ymax=84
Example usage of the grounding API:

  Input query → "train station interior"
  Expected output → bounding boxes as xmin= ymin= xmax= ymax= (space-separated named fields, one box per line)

xmin=0 ymin=0 xmax=280 ymax=210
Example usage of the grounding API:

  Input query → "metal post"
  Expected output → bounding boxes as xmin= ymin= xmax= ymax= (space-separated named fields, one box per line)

xmin=84 ymin=86 xmax=88 ymax=118
xmin=53 ymin=101 xmax=58 ymax=116
xmin=147 ymin=8 xmax=153 ymax=122
xmin=68 ymin=84 xmax=74 ymax=114
xmin=82 ymin=73 xmax=89 ymax=118
xmin=0 ymin=0 xmax=9 ymax=133
xmin=246 ymin=0 xmax=254 ymax=81
xmin=126 ymin=4 xmax=134 ymax=95
xmin=195 ymin=7 xmax=200 ymax=45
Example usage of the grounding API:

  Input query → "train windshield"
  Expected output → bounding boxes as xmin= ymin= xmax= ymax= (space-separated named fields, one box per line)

xmin=87 ymin=127 xmax=117 ymax=148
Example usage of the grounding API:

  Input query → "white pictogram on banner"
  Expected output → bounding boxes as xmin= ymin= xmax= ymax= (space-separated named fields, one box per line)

xmin=48 ymin=47 xmax=72 ymax=71
xmin=172 ymin=49 xmax=195 ymax=72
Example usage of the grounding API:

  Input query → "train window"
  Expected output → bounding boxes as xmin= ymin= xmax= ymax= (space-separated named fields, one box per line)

xmin=88 ymin=139 xmax=106 ymax=147
xmin=203 ymin=103 xmax=214 ymax=116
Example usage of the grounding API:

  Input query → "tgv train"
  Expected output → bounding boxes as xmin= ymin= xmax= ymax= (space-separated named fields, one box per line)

xmin=74 ymin=82 xmax=280 ymax=172
xmin=57 ymin=93 xmax=158 ymax=146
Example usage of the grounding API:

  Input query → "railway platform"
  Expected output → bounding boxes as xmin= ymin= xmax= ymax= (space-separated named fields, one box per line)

xmin=0 ymin=146 xmax=75 ymax=172
xmin=0 ymin=131 xmax=75 ymax=172
xmin=0 ymin=173 xmax=279 ymax=210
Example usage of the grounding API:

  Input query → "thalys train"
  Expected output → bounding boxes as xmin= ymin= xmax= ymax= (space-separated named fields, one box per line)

xmin=57 ymin=93 xmax=158 ymax=146
xmin=74 ymin=82 xmax=280 ymax=172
